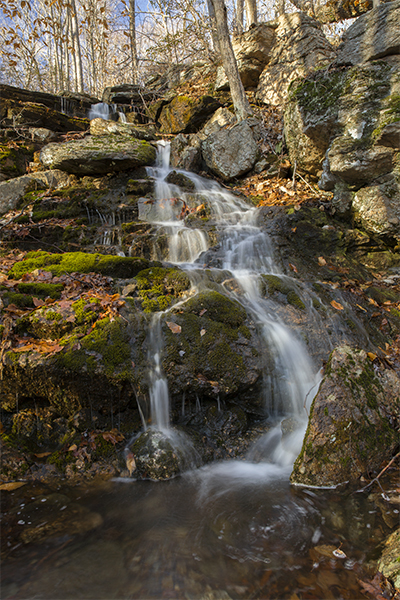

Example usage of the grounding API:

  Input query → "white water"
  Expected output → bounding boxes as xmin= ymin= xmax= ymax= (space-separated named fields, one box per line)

xmin=144 ymin=142 xmax=318 ymax=469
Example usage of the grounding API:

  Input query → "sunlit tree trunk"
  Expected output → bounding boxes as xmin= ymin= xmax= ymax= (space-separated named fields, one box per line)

xmin=236 ymin=0 xmax=244 ymax=34
xmin=211 ymin=0 xmax=253 ymax=121
xmin=70 ymin=0 xmax=84 ymax=92
xmin=206 ymin=0 xmax=219 ymax=53
xmin=129 ymin=0 xmax=139 ymax=84
xmin=245 ymin=0 xmax=257 ymax=26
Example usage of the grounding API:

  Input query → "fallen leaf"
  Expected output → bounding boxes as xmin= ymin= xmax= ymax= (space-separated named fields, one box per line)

xmin=289 ymin=263 xmax=298 ymax=272
xmin=330 ymin=300 xmax=344 ymax=310
xmin=356 ymin=304 xmax=367 ymax=312
xmin=333 ymin=549 xmax=347 ymax=559
xmin=33 ymin=452 xmax=51 ymax=458
xmin=68 ymin=444 xmax=77 ymax=452
xmin=166 ymin=321 xmax=181 ymax=334
xmin=32 ymin=297 xmax=45 ymax=307
xmin=200 ymin=329 xmax=206 ymax=336
xmin=0 ymin=481 xmax=26 ymax=491
xmin=318 ymin=256 xmax=327 ymax=266
xmin=367 ymin=352 xmax=377 ymax=361
xmin=199 ymin=308 xmax=207 ymax=316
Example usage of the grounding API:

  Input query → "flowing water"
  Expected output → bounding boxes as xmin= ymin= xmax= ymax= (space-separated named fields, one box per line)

xmin=1 ymin=144 xmax=393 ymax=599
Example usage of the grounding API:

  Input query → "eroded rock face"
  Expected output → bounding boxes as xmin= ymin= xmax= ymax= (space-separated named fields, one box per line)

xmin=256 ymin=13 xmax=335 ymax=106
xmin=39 ymin=134 xmax=156 ymax=174
xmin=284 ymin=59 xmax=400 ymax=239
xmin=215 ymin=23 xmax=276 ymax=90
xmin=290 ymin=346 xmax=400 ymax=488
xmin=89 ymin=118 xmax=156 ymax=140
xmin=336 ymin=0 xmax=400 ymax=66
xmin=201 ymin=119 xmax=260 ymax=181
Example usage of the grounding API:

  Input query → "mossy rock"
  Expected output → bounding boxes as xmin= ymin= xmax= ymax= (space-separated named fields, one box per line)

xmin=8 ymin=251 xmax=151 ymax=280
xmin=134 ymin=266 xmax=191 ymax=312
xmin=261 ymin=275 xmax=305 ymax=310
xmin=0 ymin=142 xmax=34 ymax=180
xmin=182 ymin=290 xmax=247 ymax=327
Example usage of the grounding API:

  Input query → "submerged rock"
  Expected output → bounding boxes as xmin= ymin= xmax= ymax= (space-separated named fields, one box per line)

xmin=290 ymin=345 xmax=400 ymax=487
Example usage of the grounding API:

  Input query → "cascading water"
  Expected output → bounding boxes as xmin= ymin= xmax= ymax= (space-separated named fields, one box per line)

xmin=141 ymin=142 xmax=319 ymax=469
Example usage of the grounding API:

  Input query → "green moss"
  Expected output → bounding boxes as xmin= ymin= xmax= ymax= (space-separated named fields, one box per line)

xmin=261 ymin=275 xmax=305 ymax=310
xmin=72 ymin=297 xmax=100 ymax=325
xmin=3 ymin=292 xmax=34 ymax=308
xmin=135 ymin=266 xmax=190 ymax=313
xmin=17 ymin=282 xmax=64 ymax=299
xmin=183 ymin=291 xmax=246 ymax=327
xmin=8 ymin=251 xmax=150 ymax=280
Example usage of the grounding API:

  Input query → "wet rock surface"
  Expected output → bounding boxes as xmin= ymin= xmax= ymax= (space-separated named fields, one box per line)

xmin=290 ymin=345 xmax=400 ymax=487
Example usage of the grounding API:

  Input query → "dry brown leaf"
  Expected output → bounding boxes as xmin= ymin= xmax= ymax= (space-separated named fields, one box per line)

xmin=331 ymin=300 xmax=344 ymax=310
xmin=0 ymin=481 xmax=26 ymax=491
xmin=166 ymin=321 xmax=181 ymax=334
xmin=318 ymin=256 xmax=327 ymax=266
xmin=367 ymin=352 xmax=377 ymax=361
xmin=200 ymin=329 xmax=206 ymax=337
xmin=33 ymin=452 xmax=51 ymax=458
xmin=199 ymin=308 xmax=207 ymax=316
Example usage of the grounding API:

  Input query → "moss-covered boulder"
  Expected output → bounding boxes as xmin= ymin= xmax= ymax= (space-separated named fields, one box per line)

xmin=0 ymin=141 xmax=35 ymax=181
xmin=132 ymin=266 xmax=191 ymax=312
xmin=2 ymin=100 xmax=89 ymax=132
xmin=161 ymin=290 xmax=263 ymax=404
xmin=158 ymin=95 xmax=221 ymax=134
xmin=8 ymin=250 xmax=151 ymax=280
xmin=40 ymin=135 xmax=156 ymax=175
xmin=290 ymin=345 xmax=400 ymax=487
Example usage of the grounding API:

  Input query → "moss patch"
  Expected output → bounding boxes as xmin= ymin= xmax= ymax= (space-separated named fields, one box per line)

xmin=134 ymin=266 xmax=190 ymax=312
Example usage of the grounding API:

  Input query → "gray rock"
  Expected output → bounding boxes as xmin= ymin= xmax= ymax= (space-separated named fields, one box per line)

xmin=328 ymin=138 xmax=394 ymax=185
xmin=170 ymin=134 xmax=202 ymax=172
xmin=353 ymin=174 xmax=400 ymax=240
xmin=201 ymin=107 xmax=237 ymax=138
xmin=201 ymin=120 xmax=260 ymax=181
xmin=256 ymin=13 xmax=335 ymax=106
xmin=336 ymin=0 xmax=400 ymax=66
xmin=378 ymin=528 xmax=400 ymax=592
xmin=290 ymin=345 xmax=400 ymax=487
xmin=215 ymin=23 xmax=276 ymax=90
xmin=28 ymin=127 xmax=56 ymax=142
xmin=0 ymin=175 xmax=45 ymax=216
xmin=39 ymin=134 xmax=156 ymax=175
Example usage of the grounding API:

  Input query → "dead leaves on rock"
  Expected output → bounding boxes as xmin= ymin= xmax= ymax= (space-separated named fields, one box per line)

xmin=166 ymin=321 xmax=181 ymax=334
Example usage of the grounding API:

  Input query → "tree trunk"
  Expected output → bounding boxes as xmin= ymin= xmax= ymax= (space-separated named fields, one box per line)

xmin=236 ymin=0 xmax=244 ymax=34
xmin=288 ymin=0 xmax=372 ymax=23
xmin=211 ymin=0 xmax=253 ymax=121
xmin=129 ymin=0 xmax=139 ymax=84
xmin=70 ymin=0 xmax=84 ymax=93
xmin=245 ymin=0 xmax=257 ymax=26
xmin=206 ymin=0 xmax=219 ymax=53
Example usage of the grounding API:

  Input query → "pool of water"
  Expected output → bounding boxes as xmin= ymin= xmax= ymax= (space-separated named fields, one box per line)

xmin=1 ymin=460 xmax=393 ymax=599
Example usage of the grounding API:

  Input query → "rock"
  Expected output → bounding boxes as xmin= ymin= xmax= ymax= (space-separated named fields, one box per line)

xmin=28 ymin=127 xmax=56 ymax=142
xmin=170 ymin=134 xmax=202 ymax=172
xmin=0 ymin=83 xmax=99 ymax=118
xmin=0 ymin=175 xmax=46 ymax=215
xmin=2 ymin=100 xmax=88 ymax=132
xmin=352 ymin=174 xmax=400 ymax=241
xmin=165 ymin=170 xmax=195 ymax=191
xmin=378 ymin=528 xmax=400 ymax=592
xmin=290 ymin=346 xmax=400 ymax=487
xmin=256 ymin=13 xmax=335 ymax=106
xmin=201 ymin=119 xmax=260 ymax=181
xmin=102 ymin=84 xmax=156 ymax=105
xmin=161 ymin=290 xmax=263 ymax=406
xmin=158 ymin=95 xmax=221 ymax=134
xmin=89 ymin=117 xmax=156 ymax=140
xmin=128 ymin=428 xmax=199 ymax=480
xmin=39 ymin=134 xmax=157 ymax=174
xmin=336 ymin=0 xmax=400 ymax=67
xmin=285 ymin=59 xmax=400 ymax=239
xmin=0 ymin=170 xmax=77 ymax=215
xmin=215 ymin=23 xmax=276 ymax=90
xmin=0 ymin=140 xmax=35 ymax=181
xmin=201 ymin=107 xmax=237 ymax=138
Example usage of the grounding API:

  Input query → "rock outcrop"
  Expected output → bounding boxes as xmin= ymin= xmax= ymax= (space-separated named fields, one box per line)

xmin=290 ymin=346 xmax=400 ymax=487
xmin=215 ymin=23 xmax=276 ymax=90
xmin=157 ymin=95 xmax=221 ymax=134
xmin=336 ymin=0 xmax=400 ymax=66
xmin=256 ymin=12 xmax=335 ymax=106
xmin=39 ymin=134 xmax=156 ymax=174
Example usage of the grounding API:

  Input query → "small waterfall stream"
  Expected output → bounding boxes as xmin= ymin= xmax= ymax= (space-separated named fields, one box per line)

xmin=143 ymin=142 xmax=318 ymax=466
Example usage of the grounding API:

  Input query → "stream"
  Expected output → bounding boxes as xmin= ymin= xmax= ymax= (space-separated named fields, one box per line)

xmin=1 ymin=143 xmax=395 ymax=599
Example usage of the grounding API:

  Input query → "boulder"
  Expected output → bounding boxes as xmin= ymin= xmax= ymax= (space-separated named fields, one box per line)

xmin=215 ymin=23 xmax=276 ymax=90
xmin=102 ymin=84 xmax=156 ymax=105
xmin=201 ymin=107 xmax=237 ymax=138
xmin=161 ymin=290 xmax=264 ymax=407
xmin=336 ymin=0 xmax=400 ymax=67
xmin=256 ymin=13 xmax=335 ymax=106
xmin=39 ymin=134 xmax=156 ymax=175
xmin=89 ymin=117 xmax=156 ymax=140
xmin=158 ymin=95 xmax=221 ymax=134
xmin=352 ymin=173 xmax=400 ymax=240
xmin=290 ymin=346 xmax=400 ymax=487
xmin=201 ymin=119 xmax=260 ymax=181
xmin=170 ymin=134 xmax=202 ymax=172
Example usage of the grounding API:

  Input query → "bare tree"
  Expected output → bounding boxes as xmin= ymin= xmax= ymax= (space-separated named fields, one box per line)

xmin=211 ymin=0 xmax=253 ymax=121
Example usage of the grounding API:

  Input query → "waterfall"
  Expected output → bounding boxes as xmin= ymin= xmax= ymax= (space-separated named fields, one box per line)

xmin=141 ymin=142 xmax=318 ymax=467
xmin=88 ymin=102 xmax=110 ymax=120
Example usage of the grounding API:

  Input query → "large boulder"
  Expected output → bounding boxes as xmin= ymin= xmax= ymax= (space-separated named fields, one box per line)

xmin=201 ymin=119 xmax=260 ymax=181
xmin=1 ymin=100 xmax=88 ymax=132
xmin=89 ymin=118 xmax=156 ymax=140
xmin=336 ymin=0 xmax=400 ymax=67
xmin=284 ymin=59 xmax=400 ymax=239
xmin=256 ymin=13 xmax=335 ymax=106
xmin=39 ymin=134 xmax=156 ymax=174
xmin=215 ymin=23 xmax=276 ymax=90
xmin=158 ymin=95 xmax=221 ymax=134
xmin=290 ymin=346 xmax=400 ymax=488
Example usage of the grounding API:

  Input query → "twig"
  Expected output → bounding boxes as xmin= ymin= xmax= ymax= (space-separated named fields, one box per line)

xmin=294 ymin=171 xmax=318 ymax=195
xmin=292 ymin=160 xmax=297 ymax=190
xmin=354 ymin=450 xmax=400 ymax=494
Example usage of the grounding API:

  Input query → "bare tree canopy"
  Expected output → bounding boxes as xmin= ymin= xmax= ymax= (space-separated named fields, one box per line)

xmin=289 ymin=0 xmax=373 ymax=23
